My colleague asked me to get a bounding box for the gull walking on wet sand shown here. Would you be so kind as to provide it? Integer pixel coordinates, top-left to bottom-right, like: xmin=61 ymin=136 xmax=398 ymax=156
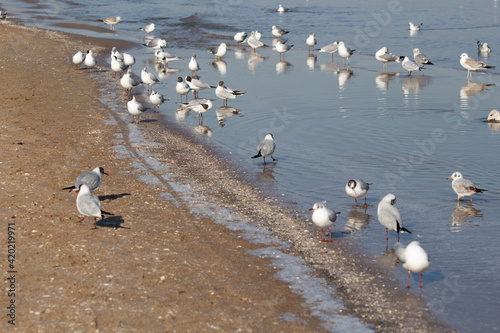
xmin=84 ymin=50 xmax=96 ymax=72
xmin=72 ymin=51 xmax=85 ymax=69
xmin=394 ymin=241 xmax=430 ymax=289
xmin=216 ymin=81 xmax=246 ymax=106
xmin=111 ymin=55 xmax=127 ymax=78
xmin=345 ymin=179 xmax=370 ymax=206
xmin=150 ymin=90 xmax=168 ymax=112
xmin=251 ymin=133 xmax=276 ymax=164
xmin=62 ymin=167 xmax=109 ymax=192
xmin=127 ymin=96 xmax=148 ymax=123
xmin=309 ymin=202 xmax=340 ymax=242
xmin=123 ymin=53 xmax=135 ymax=69
xmin=103 ymin=16 xmax=121 ymax=30
xmin=120 ymin=69 xmax=141 ymax=96
xmin=447 ymin=171 xmax=487 ymax=202
xmin=76 ymin=184 xmax=113 ymax=229
xmin=459 ymin=53 xmax=495 ymax=81
xmin=402 ymin=56 xmax=422 ymax=76
xmin=377 ymin=193 xmax=411 ymax=244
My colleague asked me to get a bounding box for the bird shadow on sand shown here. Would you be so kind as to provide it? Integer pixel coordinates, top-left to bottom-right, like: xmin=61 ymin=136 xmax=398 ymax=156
xmin=96 ymin=215 xmax=129 ymax=229
xmin=98 ymin=192 xmax=131 ymax=201
xmin=138 ymin=119 xmax=157 ymax=123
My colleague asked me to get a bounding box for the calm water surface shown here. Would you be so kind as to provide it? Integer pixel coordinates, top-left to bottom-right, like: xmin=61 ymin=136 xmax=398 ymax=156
xmin=4 ymin=0 xmax=500 ymax=331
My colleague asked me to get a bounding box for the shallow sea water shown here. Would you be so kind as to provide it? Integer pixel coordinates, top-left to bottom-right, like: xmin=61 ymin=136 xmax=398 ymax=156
xmin=4 ymin=0 xmax=500 ymax=331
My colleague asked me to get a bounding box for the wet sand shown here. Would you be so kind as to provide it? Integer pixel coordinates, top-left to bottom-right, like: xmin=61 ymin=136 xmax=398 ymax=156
xmin=0 ymin=22 xmax=451 ymax=332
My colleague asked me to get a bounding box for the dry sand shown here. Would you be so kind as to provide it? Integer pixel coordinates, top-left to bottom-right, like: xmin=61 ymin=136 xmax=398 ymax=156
xmin=0 ymin=22 xmax=452 ymax=332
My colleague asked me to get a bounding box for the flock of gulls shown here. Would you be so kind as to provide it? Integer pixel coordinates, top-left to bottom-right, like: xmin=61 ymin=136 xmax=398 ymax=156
xmin=64 ymin=6 xmax=496 ymax=291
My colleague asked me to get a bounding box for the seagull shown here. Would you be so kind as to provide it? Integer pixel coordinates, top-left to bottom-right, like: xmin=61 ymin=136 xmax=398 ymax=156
xmin=84 ymin=50 xmax=96 ymax=72
xmin=144 ymin=38 xmax=167 ymax=49
xmin=413 ymin=48 xmax=434 ymax=70
xmin=247 ymin=31 xmax=265 ymax=52
xmin=272 ymin=25 xmax=289 ymax=38
xmin=149 ymin=91 xmax=167 ymax=112
xmin=309 ymin=202 xmax=340 ymax=242
xmin=110 ymin=46 xmax=123 ymax=61
xmin=127 ymin=96 xmax=148 ymax=123
xmin=208 ymin=43 xmax=228 ymax=59
xmin=103 ymin=16 xmax=121 ymax=30
xmin=447 ymin=171 xmax=487 ymax=202
xmin=459 ymin=53 xmax=495 ymax=81
xmin=375 ymin=46 xmax=404 ymax=70
xmin=409 ymin=22 xmax=422 ymax=31
xmin=139 ymin=23 xmax=155 ymax=34
xmin=188 ymin=54 xmax=200 ymax=75
xmin=62 ymin=167 xmax=109 ymax=192
xmin=185 ymin=75 xmax=215 ymax=98
xmin=277 ymin=4 xmax=288 ymax=12
xmin=254 ymin=30 xmax=262 ymax=41
xmin=215 ymin=81 xmax=246 ymax=106
xmin=477 ymin=41 xmax=491 ymax=55
xmin=377 ymin=193 xmax=411 ymax=243
xmin=120 ymin=69 xmax=141 ymax=96
xmin=159 ymin=53 xmax=182 ymax=68
xmin=141 ymin=67 xmax=162 ymax=94
xmin=0 ymin=10 xmax=7 ymax=20
xmin=395 ymin=241 xmax=430 ymax=289
xmin=487 ymin=109 xmax=500 ymax=122
xmin=123 ymin=53 xmax=135 ymax=69
xmin=402 ymin=56 xmax=422 ymax=76
xmin=111 ymin=55 xmax=127 ymax=78
xmin=176 ymin=77 xmax=191 ymax=102
xmin=72 ymin=51 xmax=85 ymax=69
xmin=234 ymin=31 xmax=247 ymax=43
xmin=76 ymin=184 xmax=113 ymax=229
xmin=251 ymin=133 xmax=276 ymax=164
xmin=338 ymin=41 xmax=355 ymax=64
xmin=345 ymin=179 xmax=370 ymax=206
xmin=306 ymin=33 xmax=317 ymax=53
xmin=318 ymin=41 xmax=339 ymax=61
xmin=179 ymin=98 xmax=213 ymax=123
xmin=275 ymin=40 xmax=293 ymax=60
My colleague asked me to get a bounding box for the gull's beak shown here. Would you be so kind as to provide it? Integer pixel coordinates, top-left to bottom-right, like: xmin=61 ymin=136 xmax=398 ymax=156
xmin=447 ymin=176 xmax=452 ymax=179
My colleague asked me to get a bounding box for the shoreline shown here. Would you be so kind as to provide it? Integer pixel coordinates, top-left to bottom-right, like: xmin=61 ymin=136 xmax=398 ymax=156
xmin=0 ymin=20 xmax=451 ymax=332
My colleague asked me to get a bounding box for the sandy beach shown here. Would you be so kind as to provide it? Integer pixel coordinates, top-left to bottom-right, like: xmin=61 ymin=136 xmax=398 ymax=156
xmin=0 ymin=22 xmax=450 ymax=332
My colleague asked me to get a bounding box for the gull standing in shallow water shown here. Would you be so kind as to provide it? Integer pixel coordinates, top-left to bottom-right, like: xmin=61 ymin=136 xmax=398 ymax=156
xmin=395 ymin=241 xmax=430 ymax=289
xmin=318 ymin=41 xmax=339 ymax=61
xmin=179 ymin=99 xmax=213 ymax=124
xmin=188 ymin=54 xmax=200 ymax=75
xmin=176 ymin=77 xmax=191 ymax=102
xmin=62 ymin=167 xmax=109 ymax=192
xmin=120 ymin=69 xmax=141 ymax=96
xmin=141 ymin=67 xmax=162 ymax=94
xmin=234 ymin=31 xmax=247 ymax=43
xmin=413 ymin=48 xmax=434 ymax=70
xmin=402 ymin=56 xmax=422 ymax=76
xmin=139 ymin=23 xmax=155 ymax=34
xmin=306 ymin=33 xmax=317 ymax=53
xmin=345 ymin=179 xmax=370 ymax=206
xmin=377 ymin=194 xmax=411 ymax=244
xmin=185 ymin=75 xmax=215 ymax=98
xmin=103 ymin=16 xmax=121 ymax=30
xmin=338 ymin=41 xmax=355 ymax=64
xmin=477 ymin=41 xmax=491 ymax=55
xmin=487 ymin=109 xmax=500 ymax=122
xmin=272 ymin=25 xmax=289 ymax=38
xmin=447 ymin=171 xmax=487 ymax=202
xmin=309 ymin=202 xmax=340 ymax=242
xmin=375 ymin=46 xmax=404 ymax=70
xmin=76 ymin=184 xmax=113 ymax=230
xmin=459 ymin=53 xmax=495 ymax=81
xmin=208 ymin=43 xmax=227 ymax=59
xmin=247 ymin=31 xmax=265 ymax=52
xmin=251 ymin=133 xmax=276 ymax=164
xmin=123 ymin=53 xmax=135 ymax=69
xmin=215 ymin=81 xmax=246 ymax=105
xmin=275 ymin=40 xmax=293 ymax=60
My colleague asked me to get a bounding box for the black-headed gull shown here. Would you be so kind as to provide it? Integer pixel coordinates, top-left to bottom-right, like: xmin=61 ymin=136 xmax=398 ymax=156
xmin=176 ymin=77 xmax=191 ymax=102
xmin=150 ymin=90 xmax=168 ymax=112
xmin=215 ymin=81 xmax=246 ymax=106
xmin=338 ymin=41 xmax=355 ymax=64
xmin=111 ymin=55 xmax=127 ymax=78
xmin=402 ymin=56 xmax=422 ymax=76
xmin=62 ymin=167 xmax=108 ymax=192
xmin=185 ymin=75 xmax=215 ymax=98
xmin=208 ymin=43 xmax=227 ymax=59
xmin=103 ymin=16 xmax=121 ymax=30
xmin=188 ymin=54 xmax=200 ymax=75
xmin=413 ymin=48 xmax=433 ymax=69
xmin=178 ymin=98 xmax=214 ymax=124
xmin=377 ymin=194 xmax=411 ymax=243
xmin=234 ymin=31 xmax=247 ymax=43
xmin=76 ymin=184 xmax=113 ymax=229
xmin=127 ymin=96 xmax=148 ymax=123
xmin=447 ymin=171 xmax=487 ymax=202
xmin=345 ymin=179 xmax=370 ymax=206
xmin=251 ymin=133 xmax=276 ymax=164
xmin=487 ymin=109 xmax=500 ymax=122
xmin=477 ymin=41 xmax=491 ymax=55
xmin=271 ymin=25 xmax=288 ymax=38
xmin=306 ymin=33 xmax=317 ymax=53
xmin=394 ymin=241 xmax=430 ymax=289
xmin=309 ymin=202 xmax=340 ymax=242
xmin=459 ymin=53 xmax=495 ymax=81
xmin=72 ymin=51 xmax=85 ymax=69
xmin=139 ymin=23 xmax=155 ymax=34
xmin=375 ymin=47 xmax=404 ymax=70
xmin=84 ymin=50 xmax=96 ymax=72
xmin=408 ymin=22 xmax=422 ymax=31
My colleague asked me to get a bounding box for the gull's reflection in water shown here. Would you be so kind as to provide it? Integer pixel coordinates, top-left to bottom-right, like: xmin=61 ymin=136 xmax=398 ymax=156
xmin=210 ymin=59 xmax=227 ymax=75
xmin=256 ymin=163 xmax=278 ymax=186
xmin=248 ymin=51 xmax=267 ymax=72
xmin=345 ymin=207 xmax=370 ymax=233
xmin=488 ymin=122 xmax=500 ymax=132
xmin=192 ymin=124 xmax=212 ymax=137
xmin=460 ymin=81 xmax=495 ymax=99
xmin=402 ymin=75 xmax=430 ymax=95
xmin=338 ymin=68 xmax=353 ymax=90
xmin=155 ymin=63 xmax=181 ymax=80
xmin=306 ymin=54 xmax=317 ymax=71
xmin=276 ymin=60 xmax=293 ymax=74
xmin=175 ymin=105 xmax=190 ymax=122
xmin=375 ymin=72 xmax=399 ymax=91
xmin=319 ymin=61 xmax=340 ymax=73
xmin=450 ymin=201 xmax=482 ymax=232
xmin=216 ymin=106 xmax=242 ymax=127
